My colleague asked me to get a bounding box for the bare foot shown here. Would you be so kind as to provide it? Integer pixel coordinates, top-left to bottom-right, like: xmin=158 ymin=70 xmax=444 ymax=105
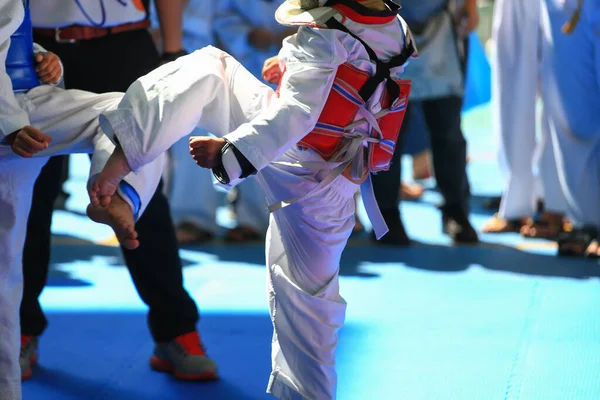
xmin=400 ymin=182 xmax=425 ymax=200
xmin=482 ymin=214 xmax=526 ymax=233
xmin=585 ymin=240 xmax=600 ymax=259
xmin=87 ymin=194 xmax=140 ymax=250
xmin=89 ymin=144 xmax=132 ymax=207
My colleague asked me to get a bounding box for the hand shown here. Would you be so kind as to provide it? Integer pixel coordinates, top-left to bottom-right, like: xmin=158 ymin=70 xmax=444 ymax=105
xmin=457 ymin=1 xmax=480 ymax=36
xmin=189 ymin=136 xmax=226 ymax=168
xmin=7 ymin=126 xmax=52 ymax=158
xmin=35 ymin=52 xmax=62 ymax=84
xmin=248 ymin=28 xmax=276 ymax=50
xmin=262 ymin=56 xmax=282 ymax=84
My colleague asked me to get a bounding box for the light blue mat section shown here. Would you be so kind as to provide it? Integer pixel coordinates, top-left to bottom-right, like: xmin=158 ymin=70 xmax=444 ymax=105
xmin=23 ymin=103 xmax=600 ymax=400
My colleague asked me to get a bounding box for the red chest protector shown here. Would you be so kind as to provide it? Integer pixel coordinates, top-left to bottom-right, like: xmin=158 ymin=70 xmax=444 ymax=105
xmin=295 ymin=16 xmax=416 ymax=173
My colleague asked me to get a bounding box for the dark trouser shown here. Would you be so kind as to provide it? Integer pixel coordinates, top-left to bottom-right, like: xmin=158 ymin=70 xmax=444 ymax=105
xmin=20 ymin=29 xmax=200 ymax=342
xmin=372 ymin=95 xmax=470 ymax=214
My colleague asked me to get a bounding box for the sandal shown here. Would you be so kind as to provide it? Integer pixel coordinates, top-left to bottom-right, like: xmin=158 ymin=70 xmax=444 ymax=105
xmin=176 ymin=221 xmax=214 ymax=245
xmin=520 ymin=212 xmax=570 ymax=240
xmin=557 ymin=226 xmax=598 ymax=258
xmin=482 ymin=214 xmax=527 ymax=234
xmin=225 ymin=226 xmax=263 ymax=243
xmin=585 ymin=239 xmax=600 ymax=259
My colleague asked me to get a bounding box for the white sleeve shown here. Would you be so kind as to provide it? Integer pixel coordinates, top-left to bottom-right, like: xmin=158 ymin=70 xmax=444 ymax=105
xmin=0 ymin=1 xmax=29 ymax=143
xmin=224 ymin=27 xmax=348 ymax=172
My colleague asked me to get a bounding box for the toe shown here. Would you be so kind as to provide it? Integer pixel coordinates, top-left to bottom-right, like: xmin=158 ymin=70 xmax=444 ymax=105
xmin=99 ymin=195 xmax=111 ymax=207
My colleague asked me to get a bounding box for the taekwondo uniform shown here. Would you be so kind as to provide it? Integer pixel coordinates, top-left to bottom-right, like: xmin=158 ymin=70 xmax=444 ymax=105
xmin=0 ymin=3 xmax=161 ymax=399
xmin=97 ymin=1 xmax=415 ymax=398
xmin=492 ymin=0 xmax=567 ymax=221
xmin=539 ymin=0 xmax=600 ymax=239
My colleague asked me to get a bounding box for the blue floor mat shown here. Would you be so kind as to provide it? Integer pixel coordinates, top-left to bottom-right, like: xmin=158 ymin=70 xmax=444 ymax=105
xmin=23 ymin=104 xmax=600 ymax=400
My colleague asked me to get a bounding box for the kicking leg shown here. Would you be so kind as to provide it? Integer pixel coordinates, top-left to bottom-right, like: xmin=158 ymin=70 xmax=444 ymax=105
xmin=94 ymin=46 xmax=274 ymax=199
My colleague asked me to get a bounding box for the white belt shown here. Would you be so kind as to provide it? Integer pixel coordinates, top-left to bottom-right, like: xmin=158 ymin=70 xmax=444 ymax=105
xmin=268 ymin=107 xmax=391 ymax=240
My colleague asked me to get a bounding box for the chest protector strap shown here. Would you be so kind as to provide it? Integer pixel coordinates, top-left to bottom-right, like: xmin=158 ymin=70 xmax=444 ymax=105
xmin=7 ymin=2 xmax=38 ymax=93
xmin=297 ymin=15 xmax=415 ymax=174
xmin=269 ymin=14 xmax=417 ymax=240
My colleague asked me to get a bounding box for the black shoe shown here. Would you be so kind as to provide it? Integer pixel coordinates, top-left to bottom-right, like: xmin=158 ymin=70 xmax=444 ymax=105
xmin=441 ymin=206 xmax=479 ymax=244
xmin=371 ymin=209 xmax=410 ymax=246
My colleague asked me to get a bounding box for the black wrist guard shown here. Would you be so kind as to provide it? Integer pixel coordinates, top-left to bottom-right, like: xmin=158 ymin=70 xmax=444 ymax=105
xmin=212 ymin=140 xmax=257 ymax=185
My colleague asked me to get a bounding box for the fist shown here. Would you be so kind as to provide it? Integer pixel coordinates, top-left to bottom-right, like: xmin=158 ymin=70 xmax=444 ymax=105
xmin=189 ymin=136 xmax=226 ymax=169
xmin=35 ymin=52 xmax=62 ymax=84
xmin=8 ymin=126 xmax=52 ymax=158
xmin=262 ymin=56 xmax=282 ymax=84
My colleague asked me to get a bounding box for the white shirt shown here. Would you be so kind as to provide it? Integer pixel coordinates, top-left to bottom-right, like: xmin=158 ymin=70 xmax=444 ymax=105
xmin=225 ymin=12 xmax=409 ymax=172
xmin=30 ymin=0 xmax=148 ymax=29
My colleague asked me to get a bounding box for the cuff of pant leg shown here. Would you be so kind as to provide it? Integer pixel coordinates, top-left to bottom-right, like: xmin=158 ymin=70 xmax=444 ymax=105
xmin=117 ymin=181 xmax=140 ymax=220
xmin=267 ymin=372 xmax=309 ymax=400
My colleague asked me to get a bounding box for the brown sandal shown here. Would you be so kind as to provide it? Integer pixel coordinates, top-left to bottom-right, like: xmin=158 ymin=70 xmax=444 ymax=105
xmin=225 ymin=226 xmax=263 ymax=243
xmin=176 ymin=222 xmax=214 ymax=245
xmin=482 ymin=214 xmax=526 ymax=234
xmin=520 ymin=212 xmax=570 ymax=240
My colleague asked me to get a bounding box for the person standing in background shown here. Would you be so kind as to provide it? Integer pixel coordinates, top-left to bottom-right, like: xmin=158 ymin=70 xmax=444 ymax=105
xmin=213 ymin=0 xmax=295 ymax=81
xmin=371 ymin=0 xmax=480 ymax=245
xmin=19 ymin=0 xmax=218 ymax=382
xmin=541 ymin=0 xmax=600 ymax=258
xmin=153 ymin=0 xmax=270 ymax=244
xmin=482 ymin=0 xmax=568 ymax=239
xmin=207 ymin=0 xmax=290 ymax=241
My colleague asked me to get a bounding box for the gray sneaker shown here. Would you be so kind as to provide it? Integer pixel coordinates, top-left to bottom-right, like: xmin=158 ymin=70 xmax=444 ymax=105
xmin=149 ymin=331 xmax=218 ymax=381
xmin=20 ymin=335 xmax=38 ymax=380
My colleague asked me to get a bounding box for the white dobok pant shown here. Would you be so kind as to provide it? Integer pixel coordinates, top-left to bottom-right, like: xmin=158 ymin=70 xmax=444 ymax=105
xmin=0 ymin=86 xmax=162 ymax=400
xmin=100 ymin=46 xmax=357 ymax=400
xmin=539 ymin=0 xmax=600 ymax=230
xmin=492 ymin=0 xmax=567 ymax=219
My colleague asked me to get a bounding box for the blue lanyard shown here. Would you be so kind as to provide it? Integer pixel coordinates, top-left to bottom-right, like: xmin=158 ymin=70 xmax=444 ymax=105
xmin=73 ymin=0 xmax=108 ymax=26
